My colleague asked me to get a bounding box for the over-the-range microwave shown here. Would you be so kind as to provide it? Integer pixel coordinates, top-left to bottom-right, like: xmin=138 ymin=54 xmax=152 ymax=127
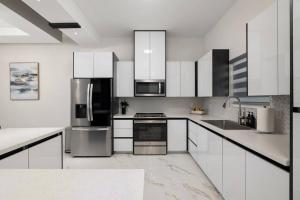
xmin=135 ymin=80 xmax=166 ymax=97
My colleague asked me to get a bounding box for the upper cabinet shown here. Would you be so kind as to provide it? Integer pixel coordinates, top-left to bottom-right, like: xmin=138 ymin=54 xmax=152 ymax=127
xmin=74 ymin=52 xmax=117 ymax=78
xmin=248 ymin=0 xmax=290 ymax=96
xmin=115 ymin=61 xmax=134 ymax=97
xmin=167 ymin=61 xmax=195 ymax=97
xmin=294 ymin=0 xmax=300 ymax=107
xmin=134 ymin=31 xmax=166 ymax=80
xmin=197 ymin=49 xmax=229 ymax=97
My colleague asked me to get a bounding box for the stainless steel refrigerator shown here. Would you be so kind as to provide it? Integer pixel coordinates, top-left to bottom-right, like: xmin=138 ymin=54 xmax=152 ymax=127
xmin=70 ymin=78 xmax=114 ymax=157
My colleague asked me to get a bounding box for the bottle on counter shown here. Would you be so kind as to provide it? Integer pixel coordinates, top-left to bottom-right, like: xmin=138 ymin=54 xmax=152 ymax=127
xmin=246 ymin=112 xmax=251 ymax=127
xmin=250 ymin=112 xmax=256 ymax=129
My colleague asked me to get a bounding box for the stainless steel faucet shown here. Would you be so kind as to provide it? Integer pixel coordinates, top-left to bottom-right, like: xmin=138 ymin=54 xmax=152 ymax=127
xmin=222 ymin=96 xmax=242 ymax=124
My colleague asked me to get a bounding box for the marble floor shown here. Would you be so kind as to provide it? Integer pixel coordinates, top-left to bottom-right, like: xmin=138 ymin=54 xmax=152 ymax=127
xmin=64 ymin=153 xmax=223 ymax=200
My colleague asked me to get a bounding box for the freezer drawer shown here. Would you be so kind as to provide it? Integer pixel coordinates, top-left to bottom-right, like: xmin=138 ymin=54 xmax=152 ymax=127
xmin=70 ymin=127 xmax=112 ymax=157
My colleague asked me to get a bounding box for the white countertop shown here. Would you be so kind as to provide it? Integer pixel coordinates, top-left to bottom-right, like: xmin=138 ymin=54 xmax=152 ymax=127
xmin=0 ymin=169 xmax=144 ymax=200
xmin=114 ymin=113 xmax=290 ymax=167
xmin=0 ymin=128 xmax=64 ymax=156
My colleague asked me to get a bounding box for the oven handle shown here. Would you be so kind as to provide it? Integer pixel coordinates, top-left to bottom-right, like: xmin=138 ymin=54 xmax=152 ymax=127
xmin=134 ymin=120 xmax=167 ymax=124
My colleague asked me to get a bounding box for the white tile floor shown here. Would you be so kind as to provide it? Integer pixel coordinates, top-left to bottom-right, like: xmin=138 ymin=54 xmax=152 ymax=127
xmin=64 ymin=153 xmax=223 ymax=200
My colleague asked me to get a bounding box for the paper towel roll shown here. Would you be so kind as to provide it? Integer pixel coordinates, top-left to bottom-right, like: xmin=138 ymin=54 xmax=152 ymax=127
xmin=257 ymin=107 xmax=275 ymax=133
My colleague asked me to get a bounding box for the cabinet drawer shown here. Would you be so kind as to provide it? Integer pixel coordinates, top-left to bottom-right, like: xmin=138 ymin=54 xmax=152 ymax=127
xmin=188 ymin=121 xmax=198 ymax=144
xmin=114 ymin=139 xmax=133 ymax=152
xmin=0 ymin=149 xmax=29 ymax=169
xmin=114 ymin=129 xmax=133 ymax=138
xmin=114 ymin=120 xmax=133 ymax=129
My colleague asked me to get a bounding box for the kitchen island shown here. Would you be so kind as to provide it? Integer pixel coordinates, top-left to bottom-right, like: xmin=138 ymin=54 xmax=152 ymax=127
xmin=0 ymin=128 xmax=64 ymax=169
xmin=0 ymin=169 xmax=144 ymax=200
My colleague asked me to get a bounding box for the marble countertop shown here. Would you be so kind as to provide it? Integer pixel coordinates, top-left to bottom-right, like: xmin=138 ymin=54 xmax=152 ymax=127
xmin=0 ymin=128 xmax=65 ymax=156
xmin=0 ymin=169 xmax=144 ymax=200
xmin=114 ymin=113 xmax=290 ymax=167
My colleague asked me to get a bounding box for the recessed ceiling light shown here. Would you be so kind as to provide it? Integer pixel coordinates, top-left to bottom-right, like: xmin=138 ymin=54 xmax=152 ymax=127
xmin=74 ymin=32 xmax=78 ymax=35
xmin=36 ymin=0 xmax=41 ymax=2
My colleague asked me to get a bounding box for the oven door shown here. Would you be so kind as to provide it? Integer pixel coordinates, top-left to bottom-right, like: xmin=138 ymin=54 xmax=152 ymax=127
xmin=133 ymin=120 xmax=167 ymax=142
xmin=135 ymin=80 xmax=165 ymax=97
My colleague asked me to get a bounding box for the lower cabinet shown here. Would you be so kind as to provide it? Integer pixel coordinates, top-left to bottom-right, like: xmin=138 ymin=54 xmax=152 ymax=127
xmin=223 ymin=140 xmax=246 ymax=200
xmin=206 ymin=133 xmax=223 ymax=193
xmin=114 ymin=139 xmax=133 ymax=152
xmin=246 ymin=152 xmax=289 ymax=200
xmin=0 ymin=149 xmax=29 ymax=169
xmin=28 ymin=136 xmax=62 ymax=169
xmin=168 ymin=120 xmax=187 ymax=152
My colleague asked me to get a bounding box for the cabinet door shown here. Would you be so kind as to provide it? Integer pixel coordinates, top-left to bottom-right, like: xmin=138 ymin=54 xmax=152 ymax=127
xmin=198 ymin=51 xmax=212 ymax=97
xmin=94 ymin=52 xmax=113 ymax=78
xmin=114 ymin=139 xmax=133 ymax=152
xmin=73 ymin=52 xmax=94 ymax=78
xmin=196 ymin=125 xmax=209 ymax=173
xmin=248 ymin=1 xmax=278 ymax=96
xmin=246 ymin=152 xmax=289 ymax=200
xmin=278 ymin=0 xmax=290 ymax=95
xmin=166 ymin=62 xmax=181 ymax=97
xmin=29 ymin=136 xmax=62 ymax=169
xmin=181 ymin=62 xmax=195 ymax=97
xmin=135 ymin=31 xmax=150 ymax=79
xmin=223 ymin=140 xmax=246 ymax=200
xmin=206 ymin=133 xmax=222 ymax=192
xmin=116 ymin=61 xmax=134 ymax=97
xmin=294 ymin=113 xmax=300 ymax=200
xmin=0 ymin=149 xmax=28 ymax=169
xmin=188 ymin=140 xmax=198 ymax=162
xmin=150 ymin=31 xmax=166 ymax=80
xmin=167 ymin=120 xmax=187 ymax=152
xmin=294 ymin=0 xmax=300 ymax=107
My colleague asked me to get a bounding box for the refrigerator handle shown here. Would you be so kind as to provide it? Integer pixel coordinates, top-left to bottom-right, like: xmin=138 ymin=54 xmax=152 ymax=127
xmin=87 ymin=83 xmax=90 ymax=121
xmin=90 ymin=83 xmax=94 ymax=121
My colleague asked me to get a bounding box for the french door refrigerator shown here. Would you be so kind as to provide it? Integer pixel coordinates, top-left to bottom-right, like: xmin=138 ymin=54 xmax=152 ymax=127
xmin=294 ymin=0 xmax=300 ymax=198
xmin=70 ymin=78 xmax=113 ymax=157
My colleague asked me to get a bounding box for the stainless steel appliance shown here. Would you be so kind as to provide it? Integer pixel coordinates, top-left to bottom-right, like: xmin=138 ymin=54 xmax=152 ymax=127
xmin=70 ymin=78 xmax=114 ymax=157
xmin=135 ymin=80 xmax=165 ymax=97
xmin=133 ymin=113 xmax=167 ymax=155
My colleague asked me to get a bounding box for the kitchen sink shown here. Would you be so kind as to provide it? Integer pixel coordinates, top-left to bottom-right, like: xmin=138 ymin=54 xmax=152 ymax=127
xmin=202 ymin=120 xmax=251 ymax=130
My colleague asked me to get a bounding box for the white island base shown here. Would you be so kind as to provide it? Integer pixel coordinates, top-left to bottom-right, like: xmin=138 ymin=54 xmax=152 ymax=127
xmin=0 ymin=169 xmax=144 ymax=200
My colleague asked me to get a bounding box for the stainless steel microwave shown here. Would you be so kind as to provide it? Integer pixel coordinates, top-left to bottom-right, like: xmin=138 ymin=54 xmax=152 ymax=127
xmin=135 ymin=80 xmax=166 ymax=97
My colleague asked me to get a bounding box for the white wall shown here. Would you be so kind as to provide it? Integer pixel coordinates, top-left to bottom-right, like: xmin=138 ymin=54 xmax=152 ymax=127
xmin=0 ymin=37 xmax=204 ymax=128
xmin=204 ymin=0 xmax=273 ymax=59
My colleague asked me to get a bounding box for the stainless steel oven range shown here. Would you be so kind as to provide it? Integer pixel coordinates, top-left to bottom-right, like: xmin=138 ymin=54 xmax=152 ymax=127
xmin=133 ymin=113 xmax=167 ymax=155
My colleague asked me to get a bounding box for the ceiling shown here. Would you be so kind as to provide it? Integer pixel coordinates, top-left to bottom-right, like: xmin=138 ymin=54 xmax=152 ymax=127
xmin=0 ymin=2 xmax=61 ymax=43
xmin=73 ymin=0 xmax=237 ymax=37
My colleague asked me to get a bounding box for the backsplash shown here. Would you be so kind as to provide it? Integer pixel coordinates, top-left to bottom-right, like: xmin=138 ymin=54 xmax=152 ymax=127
xmin=202 ymin=96 xmax=290 ymax=134
xmin=119 ymin=97 xmax=202 ymax=115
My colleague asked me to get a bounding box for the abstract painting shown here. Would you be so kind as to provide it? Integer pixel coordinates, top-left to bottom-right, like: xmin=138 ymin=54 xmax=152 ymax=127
xmin=10 ymin=62 xmax=39 ymax=100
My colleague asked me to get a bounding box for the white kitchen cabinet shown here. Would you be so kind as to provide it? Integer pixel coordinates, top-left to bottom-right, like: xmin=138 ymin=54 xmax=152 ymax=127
xmin=206 ymin=132 xmax=223 ymax=193
xmin=93 ymin=52 xmax=113 ymax=78
xmin=0 ymin=149 xmax=28 ymax=169
xmin=29 ymin=136 xmax=62 ymax=169
xmin=74 ymin=52 xmax=115 ymax=78
xmin=116 ymin=61 xmax=134 ymax=97
xmin=150 ymin=31 xmax=166 ymax=80
xmin=114 ymin=120 xmax=133 ymax=129
xmin=294 ymin=0 xmax=300 ymax=107
xmin=166 ymin=62 xmax=181 ymax=97
xmin=278 ymin=0 xmax=290 ymax=95
xmin=294 ymin=113 xmax=300 ymax=200
xmin=246 ymin=152 xmax=289 ymax=200
xmin=223 ymin=140 xmax=246 ymax=200
xmin=197 ymin=50 xmax=229 ymax=97
xmin=134 ymin=31 xmax=166 ymax=80
xmin=167 ymin=61 xmax=195 ymax=97
xmin=181 ymin=62 xmax=195 ymax=97
xmin=114 ymin=139 xmax=133 ymax=152
xmin=188 ymin=140 xmax=198 ymax=162
xmin=167 ymin=120 xmax=187 ymax=152
xmin=248 ymin=0 xmax=290 ymax=95
xmin=195 ymin=124 xmax=209 ymax=173
xmin=73 ymin=52 xmax=94 ymax=78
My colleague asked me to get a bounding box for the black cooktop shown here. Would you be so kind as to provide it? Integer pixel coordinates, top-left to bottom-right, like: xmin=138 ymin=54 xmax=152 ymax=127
xmin=134 ymin=113 xmax=166 ymax=118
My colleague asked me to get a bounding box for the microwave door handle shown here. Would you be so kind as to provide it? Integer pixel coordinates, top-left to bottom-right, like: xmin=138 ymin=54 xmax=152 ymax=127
xmin=90 ymin=83 xmax=94 ymax=121
xmin=159 ymin=83 xmax=162 ymax=94
xmin=86 ymin=83 xmax=90 ymax=121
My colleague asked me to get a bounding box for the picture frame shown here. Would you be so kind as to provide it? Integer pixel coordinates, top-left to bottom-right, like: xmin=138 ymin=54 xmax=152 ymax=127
xmin=9 ymin=62 xmax=40 ymax=100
